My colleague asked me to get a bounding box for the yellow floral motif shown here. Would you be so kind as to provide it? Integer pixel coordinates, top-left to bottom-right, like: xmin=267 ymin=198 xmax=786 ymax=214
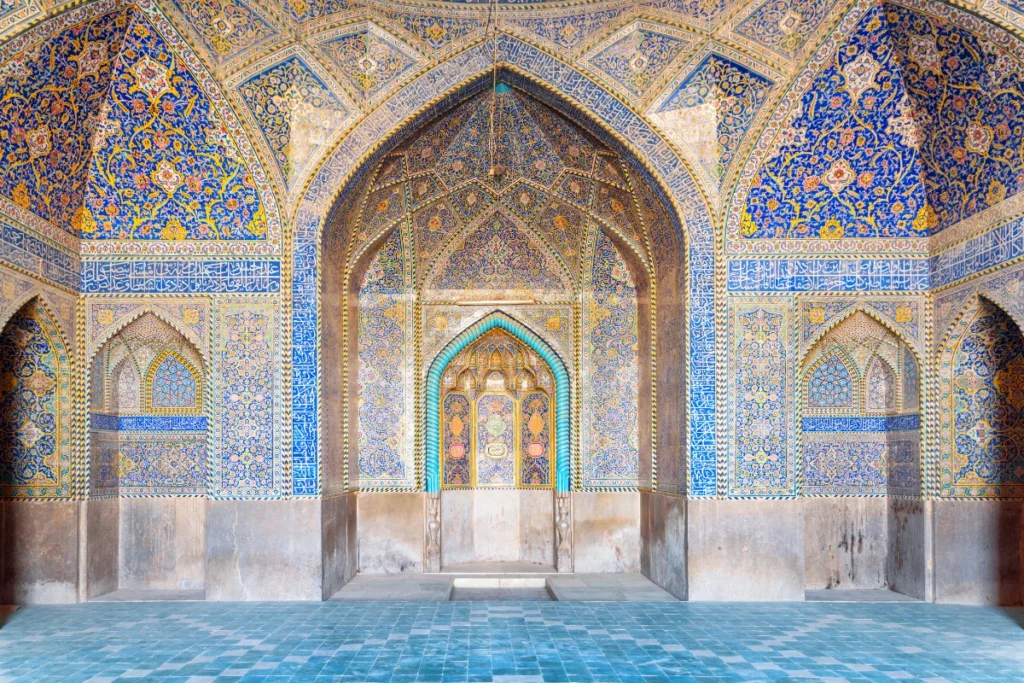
xmin=72 ymin=206 xmax=97 ymax=234
xmin=246 ymin=205 xmax=267 ymax=237
xmin=119 ymin=451 xmax=137 ymax=476
xmin=546 ymin=316 xmax=561 ymax=331
xmin=161 ymin=219 xmax=186 ymax=241
xmin=994 ymin=354 xmax=1024 ymax=411
xmin=807 ymin=307 xmax=826 ymax=324
xmin=986 ymin=180 xmax=1006 ymax=206
xmin=895 ymin=305 xmax=913 ymax=323
xmin=739 ymin=210 xmax=757 ymax=237
xmin=97 ymin=309 xmax=114 ymax=325
xmin=183 ymin=309 xmax=200 ymax=324
xmin=11 ymin=182 xmax=30 ymax=210
xmin=819 ymin=218 xmax=844 ymax=239
xmin=912 ymin=203 xmax=938 ymax=233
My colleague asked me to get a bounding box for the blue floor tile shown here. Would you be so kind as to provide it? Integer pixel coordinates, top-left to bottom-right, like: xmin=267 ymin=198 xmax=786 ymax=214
xmin=0 ymin=601 xmax=1021 ymax=682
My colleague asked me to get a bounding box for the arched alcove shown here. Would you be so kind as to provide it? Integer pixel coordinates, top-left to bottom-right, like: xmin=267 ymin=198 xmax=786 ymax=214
xmin=0 ymin=295 xmax=75 ymax=603
xmin=799 ymin=311 xmax=923 ymax=598
xmin=321 ymin=79 xmax=681 ymax=582
xmin=87 ymin=312 xmax=208 ymax=599
xmin=935 ymin=296 xmax=1024 ymax=605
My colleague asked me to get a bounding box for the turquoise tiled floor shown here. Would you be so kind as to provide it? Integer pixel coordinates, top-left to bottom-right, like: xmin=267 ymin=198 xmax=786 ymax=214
xmin=0 ymin=601 xmax=1022 ymax=682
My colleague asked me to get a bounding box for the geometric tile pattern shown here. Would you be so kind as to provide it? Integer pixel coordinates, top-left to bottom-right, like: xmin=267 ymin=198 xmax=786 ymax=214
xmin=212 ymin=298 xmax=281 ymax=498
xmin=727 ymin=300 xmax=796 ymax=497
xmin=236 ymin=52 xmax=353 ymax=191
xmin=654 ymin=51 xmax=774 ymax=184
xmin=147 ymin=353 xmax=199 ymax=413
xmin=582 ymin=230 xmax=639 ymax=489
xmin=88 ymin=311 xmax=207 ymax=497
xmin=583 ymin=20 xmax=698 ymax=102
xmin=5 ymin=601 xmax=1023 ymax=680
xmin=800 ymin=312 xmax=922 ymax=497
xmin=806 ymin=351 xmax=855 ymax=410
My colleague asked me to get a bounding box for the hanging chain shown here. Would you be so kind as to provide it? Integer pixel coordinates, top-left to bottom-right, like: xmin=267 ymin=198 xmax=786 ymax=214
xmin=487 ymin=0 xmax=501 ymax=178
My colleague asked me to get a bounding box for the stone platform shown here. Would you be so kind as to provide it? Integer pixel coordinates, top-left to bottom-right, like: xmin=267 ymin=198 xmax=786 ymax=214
xmin=330 ymin=571 xmax=676 ymax=602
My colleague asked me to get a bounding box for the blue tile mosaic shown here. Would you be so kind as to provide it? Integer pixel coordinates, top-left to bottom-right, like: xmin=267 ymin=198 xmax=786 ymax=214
xmin=0 ymin=221 xmax=79 ymax=290
xmin=294 ymin=40 xmax=719 ymax=495
xmin=81 ymin=260 xmax=281 ymax=294
xmin=90 ymin=413 xmax=208 ymax=431
xmin=931 ymin=215 xmax=1024 ymax=288
xmin=727 ymin=259 xmax=931 ymax=292
xmin=89 ymin=413 xmax=118 ymax=431
xmin=802 ymin=414 xmax=920 ymax=432
xmin=1 ymin=601 xmax=1022 ymax=682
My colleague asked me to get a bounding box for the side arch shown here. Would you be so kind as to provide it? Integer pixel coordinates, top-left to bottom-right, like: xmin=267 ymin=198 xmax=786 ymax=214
xmin=0 ymin=294 xmax=74 ymax=499
xmin=425 ymin=311 xmax=570 ymax=493
xmin=937 ymin=292 xmax=1024 ymax=498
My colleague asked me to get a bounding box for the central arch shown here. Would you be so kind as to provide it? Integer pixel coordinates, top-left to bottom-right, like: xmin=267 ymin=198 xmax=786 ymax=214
xmin=425 ymin=311 xmax=571 ymax=494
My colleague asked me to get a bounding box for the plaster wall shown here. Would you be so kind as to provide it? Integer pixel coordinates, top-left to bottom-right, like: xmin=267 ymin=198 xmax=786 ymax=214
xmin=441 ymin=490 xmax=554 ymax=567
xmin=933 ymin=500 xmax=1023 ymax=606
xmin=206 ymin=499 xmax=322 ymax=601
xmin=86 ymin=498 xmax=119 ymax=599
xmin=0 ymin=501 xmax=78 ymax=604
xmin=573 ymin=492 xmax=640 ymax=573
xmin=640 ymin=491 xmax=686 ymax=599
xmin=322 ymin=492 xmax=358 ymax=599
xmin=887 ymin=498 xmax=927 ymax=599
xmin=803 ymin=497 xmax=888 ymax=591
xmin=119 ymin=498 xmax=205 ymax=591
xmin=688 ymin=499 xmax=804 ymax=601
xmin=358 ymin=492 xmax=423 ymax=574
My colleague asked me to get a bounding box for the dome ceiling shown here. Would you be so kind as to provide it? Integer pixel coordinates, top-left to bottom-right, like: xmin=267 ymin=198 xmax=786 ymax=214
xmin=343 ymin=86 xmax=656 ymax=291
xmin=0 ymin=0 xmax=1022 ymax=258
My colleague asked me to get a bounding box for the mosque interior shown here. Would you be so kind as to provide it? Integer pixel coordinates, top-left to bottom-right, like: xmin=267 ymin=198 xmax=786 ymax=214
xmin=0 ymin=0 xmax=1023 ymax=674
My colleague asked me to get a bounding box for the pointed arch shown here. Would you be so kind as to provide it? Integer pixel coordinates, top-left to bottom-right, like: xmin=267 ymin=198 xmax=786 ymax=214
xmin=301 ymin=46 xmax=710 ymax=496
xmin=864 ymin=354 xmax=898 ymax=414
xmin=425 ymin=311 xmax=570 ymax=493
xmin=804 ymin=345 xmax=859 ymax=412
xmin=0 ymin=294 xmax=73 ymax=499
xmin=938 ymin=292 xmax=1024 ymax=498
xmin=87 ymin=306 xmax=209 ymax=369
xmin=799 ymin=304 xmax=923 ymax=371
xmin=0 ymin=288 xmax=72 ymax=351
xmin=144 ymin=349 xmax=202 ymax=415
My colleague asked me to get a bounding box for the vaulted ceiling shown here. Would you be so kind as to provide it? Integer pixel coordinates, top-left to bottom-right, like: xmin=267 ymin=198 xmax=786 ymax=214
xmin=1 ymin=0 xmax=1024 ymax=255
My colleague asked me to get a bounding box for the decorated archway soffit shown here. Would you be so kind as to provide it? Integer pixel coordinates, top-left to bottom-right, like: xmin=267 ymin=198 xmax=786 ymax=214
xmin=341 ymin=86 xmax=655 ymax=293
xmin=4 ymin=0 xmax=1023 ymax=251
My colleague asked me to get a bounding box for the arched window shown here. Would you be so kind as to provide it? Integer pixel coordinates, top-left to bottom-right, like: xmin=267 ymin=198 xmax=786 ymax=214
xmin=146 ymin=351 xmax=200 ymax=414
xmin=807 ymin=350 xmax=856 ymax=410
